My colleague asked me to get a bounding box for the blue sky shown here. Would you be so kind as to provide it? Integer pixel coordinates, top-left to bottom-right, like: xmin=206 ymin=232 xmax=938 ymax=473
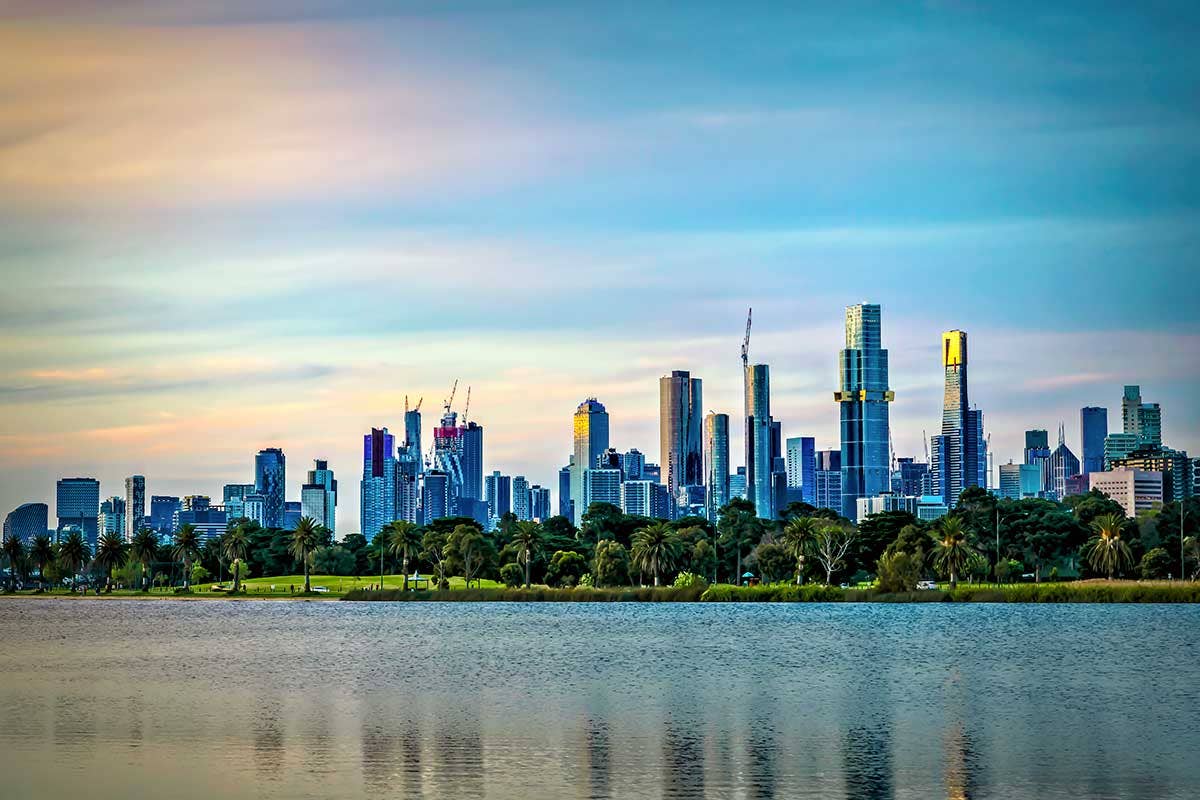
xmin=1 ymin=1 xmax=1197 ymax=531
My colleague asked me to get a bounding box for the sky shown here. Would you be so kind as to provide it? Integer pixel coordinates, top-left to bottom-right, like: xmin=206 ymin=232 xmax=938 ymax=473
xmin=1 ymin=1 xmax=1198 ymax=533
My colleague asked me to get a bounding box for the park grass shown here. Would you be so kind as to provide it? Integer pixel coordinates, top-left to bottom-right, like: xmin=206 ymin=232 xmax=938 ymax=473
xmin=343 ymin=585 xmax=708 ymax=602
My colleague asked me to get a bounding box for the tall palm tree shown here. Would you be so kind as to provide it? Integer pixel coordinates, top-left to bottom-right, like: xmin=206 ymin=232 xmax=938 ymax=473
xmin=3 ymin=534 xmax=26 ymax=590
xmin=93 ymin=532 xmax=128 ymax=591
xmin=290 ymin=517 xmax=320 ymax=593
xmin=386 ymin=521 xmax=423 ymax=591
xmin=30 ymin=535 xmax=54 ymax=589
xmin=1087 ymin=513 xmax=1133 ymax=580
xmin=509 ymin=521 xmax=544 ymax=588
xmin=222 ymin=524 xmax=250 ymax=592
xmin=173 ymin=524 xmax=201 ymax=590
xmin=932 ymin=516 xmax=974 ymax=589
xmin=130 ymin=528 xmax=159 ymax=592
xmin=57 ymin=531 xmax=90 ymax=592
xmin=631 ymin=522 xmax=682 ymax=587
xmin=780 ymin=517 xmax=816 ymax=585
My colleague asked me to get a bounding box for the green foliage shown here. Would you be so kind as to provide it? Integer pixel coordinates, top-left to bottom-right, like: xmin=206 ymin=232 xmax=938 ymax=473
xmin=876 ymin=550 xmax=923 ymax=593
xmin=578 ymin=572 xmax=594 ymax=587
xmin=1139 ymin=547 xmax=1173 ymax=580
xmin=931 ymin=516 xmax=976 ymax=588
xmin=1087 ymin=513 xmax=1134 ymax=579
xmin=671 ymin=571 xmax=708 ymax=590
xmin=591 ymin=539 xmax=630 ymax=587
xmin=447 ymin=524 xmax=495 ymax=588
xmin=630 ymin=522 xmax=683 ymax=586
xmin=751 ymin=542 xmax=791 ymax=583
xmin=344 ymin=585 xmax=707 ymax=602
xmin=312 ymin=546 xmax=355 ymax=576
xmin=499 ymin=562 xmax=523 ymax=588
xmin=700 ymin=583 xmax=845 ymax=602
xmin=545 ymin=550 xmax=588 ymax=588
xmin=191 ymin=563 xmax=212 ymax=585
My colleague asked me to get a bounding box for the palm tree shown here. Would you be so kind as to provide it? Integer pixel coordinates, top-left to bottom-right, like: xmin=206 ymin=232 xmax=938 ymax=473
xmin=1087 ymin=513 xmax=1133 ymax=580
xmin=3 ymin=534 xmax=26 ymax=590
xmin=222 ymin=524 xmax=250 ymax=592
xmin=631 ymin=522 xmax=682 ymax=587
xmin=386 ymin=521 xmax=423 ymax=591
xmin=130 ymin=528 xmax=159 ymax=591
xmin=780 ymin=517 xmax=816 ymax=585
xmin=290 ymin=517 xmax=320 ymax=593
xmin=509 ymin=521 xmax=544 ymax=588
xmin=932 ymin=516 xmax=974 ymax=590
xmin=173 ymin=524 xmax=201 ymax=590
xmin=93 ymin=532 xmax=128 ymax=591
xmin=30 ymin=535 xmax=54 ymax=589
xmin=57 ymin=531 xmax=90 ymax=592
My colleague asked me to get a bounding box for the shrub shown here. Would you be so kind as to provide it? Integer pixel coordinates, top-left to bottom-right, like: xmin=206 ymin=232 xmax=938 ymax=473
xmin=672 ymin=571 xmax=708 ymax=590
xmin=499 ymin=562 xmax=523 ymax=588
xmin=1140 ymin=548 xmax=1173 ymax=580
xmin=876 ymin=550 xmax=922 ymax=593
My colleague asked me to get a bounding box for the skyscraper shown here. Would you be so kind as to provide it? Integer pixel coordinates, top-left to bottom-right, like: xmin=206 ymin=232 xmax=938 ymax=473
xmin=98 ymin=496 xmax=125 ymax=536
xmin=361 ymin=427 xmax=396 ymax=540
xmin=785 ymin=436 xmax=816 ymax=505
xmin=528 ymin=485 xmax=552 ymax=520
xmin=1122 ymin=385 xmax=1163 ymax=447
xmin=513 ymin=475 xmax=531 ymax=520
xmin=660 ymin=370 xmax=704 ymax=507
xmin=459 ymin=420 xmax=484 ymax=503
xmin=1024 ymin=429 xmax=1052 ymax=494
xmin=1080 ymin=406 xmax=1108 ymax=474
xmin=703 ymin=412 xmax=730 ymax=520
xmin=622 ymin=449 xmax=646 ymax=481
xmin=397 ymin=406 xmax=422 ymax=524
xmin=149 ymin=495 xmax=180 ymax=534
xmin=484 ymin=471 xmax=511 ymax=520
xmin=929 ymin=330 xmax=985 ymax=508
xmin=56 ymin=477 xmax=100 ymax=545
xmin=835 ymin=303 xmax=893 ymax=521
xmin=302 ymin=459 xmax=337 ymax=533
xmin=1049 ymin=426 xmax=1081 ymax=501
xmin=4 ymin=502 xmax=48 ymax=544
xmin=744 ymin=363 xmax=773 ymax=520
xmin=421 ymin=470 xmax=450 ymax=522
xmin=433 ymin=410 xmax=465 ymax=516
xmin=814 ymin=450 xmax=842 ymax=513
xmin=123 ymin=475 xmax=145 ymax=542
xmin=254 ymin=448 xmax=286 ymax=528
xmin=582 ymin=468 xmax=622 ymax=511
xmin=558 ymin=463 xmax=573 ymax=520
xmin=1122 ymin=385 xmax=1142 ymax=437
xmin=571 ymin=399 xmax=610 ymax=525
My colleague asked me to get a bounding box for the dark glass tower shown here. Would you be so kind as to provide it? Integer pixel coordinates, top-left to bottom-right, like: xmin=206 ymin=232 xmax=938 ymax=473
xmin=836 ymin=304 xmax=892 ymax=521
xmin=930 ymin=330 xmax=985 ymax=507
xmin=1080 ymin=406 xmax=1108 ymax=474
xmin=660 ymin=370 xmax=703 ymax=508
xmin=254 ymin=448 xmax=286 ymax=528
xmin=744 ymin=363 xmax=773 ymax=519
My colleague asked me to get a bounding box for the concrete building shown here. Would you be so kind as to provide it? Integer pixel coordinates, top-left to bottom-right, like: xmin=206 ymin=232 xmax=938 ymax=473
xmin=704 ymin=413 xmax=730 ymax=520
xmin=1089 ymin=468 xmax=1163 ymax=518
xmin=571 ymin=399 xmax=610 ymax=525
xmin=622 ymin=480 xmax=671 ymax=520
xmin=1104 ymin=432 xmax=1140 ymax=469
xmin=513 ymin=475 xmax=531 ymax=520
xmin=1110 ymin=446 xmax=1192 ymax=502
xmin=998 ymin=462 xmax=1042 ymax=500
xmin=123 ymin=475 xmax=145 ymax=542
xmin=4 ymin=502 xmax=48 ymax=543
xmin=835 ymin=303 xmax=893 ymax=521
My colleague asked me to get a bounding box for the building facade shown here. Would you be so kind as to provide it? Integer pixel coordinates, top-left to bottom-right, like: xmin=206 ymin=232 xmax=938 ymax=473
xmin=785 ymin=436 xmax=816 ymax=506
xmin=4 ymin=502 xmax=48 ymax=543
xmin=1089 ymin=468 xmax=1163 ymax=518
xmin=56 ymin=477 xmax=100 ymax=545
xmin=1080 ymin=406 xmax=1108 ymax=475
xmin=513 ymin=475 xmax=531 ymax=520
xmin=815 ymin=449 xmax=842 ymax=514
xmin=704 ymin=413 xmax=730 ymax=520
xmin=98 ymin=497 xmax=125 ymax=537
xmin=744 ymin=363 xmax=773 ymax=520
xmin=484 ymin=471 xmax=512 ymax=521
xmin=582 ymin=468 xmax=622 ymax=514
xmin=836 ymin=304 xmax=892 ymax=521
xmin=303 ymin=459 xmax=337 ymax=533
xmin=149 ymin=495 xmax=180 ymax=534
xmin=254 ymin=448 xmax=286 ymax=528
xmin=361 ymin=427 xmax=396 ymax=541
xmin=571 ymin=399 xmax=610 ymax=525
xmin=123 ymin=475 xmax=145 ymax=542
xmin=660 ymin=371 xmax=703 ymax=509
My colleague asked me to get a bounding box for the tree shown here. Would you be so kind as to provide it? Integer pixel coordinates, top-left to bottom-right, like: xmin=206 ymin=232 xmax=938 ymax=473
xmin=690 ymin=539 xmax=716 ymax=584
xmin=509 ymin=521 xmax=544 ymax=588
xmin=631 ymin=522 xmax=683 ymax=587
xmin=191 ymin=563 xmax=212 ymax=586
xmin=812 ymin=523 xmax=857 ymax=585
xmin=499 ymin=562 xmax=523 ymax=588
xmin=57 ymin=531 xmax=90 ymax=591
xmin=876 ymin=550 xmax=922 ymax=593
xmin=341 ymin=533 xmax=370 ymax=576
xmin=752 ymin=542 xmax=792 ymax=584
xmin=421 ymin=530 xmax=451 ymax=587
xmin=717 ymin=499 xmax=762 ymax=584
xmin=173 ymin=524 xmax=201 ymax=590
xmin=312 ymin=546 xmax=354 ymax=576
xmin=130 ymin=528 xmax=159 ymax=591
xmin=1087 ymin=513 xmax=1133 ymax=580
xmin=2 ymin=534 xmax=26 ymax=590
xmin=1139 ymin=547 xmax=1173 ymax=580
xmin=30 ymin=535 xmax=54 ymax=589
xmin=386 ymin=521 xmax=423 ymax=590
xmin=780 ymin=516 xmax=817 ymax=585
xmin=290 ymin=517 xmax=321 ymax=592
xmin=931 ymin=516 xmax=974 ymax=590
xmin=592 ymin=539 xmax=630 ymax=587
xmin=223 ymin=524 xmax=250 ymax=592
xmin=853 ymin=511 xmax=919 ymax=577
xmin=545 ymin=550 xmax=588 ymax=587
xmin=1185 ymin=536 xmax=1200 ymax=581
xmin=448 ymin=524 xmax=494 ymax=588
xmin=93 ymin=532 xmax=128 ymax=591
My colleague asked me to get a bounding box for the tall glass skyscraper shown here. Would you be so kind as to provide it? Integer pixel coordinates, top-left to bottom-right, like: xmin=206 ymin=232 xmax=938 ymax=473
xmin=659 ymin=370 xmax=703 ymax=507
xmin=302 ymin=459 xmax=337 ymax=533
xmin=360 ymin=428 xmax=396 ymax=540
xmin=1080 ymin=406 xmax=1108 ymax=474
xmin=56 ymin=477 xmax=100 ymax=544
xmin=835 ymin=304 xmax=892 ymax=521
xmin=254 ymin=448 xmax=286 ymax=528
xmin=571 ymin=399 xmax=610 ymax=525
xmin=460 ymin=421 xmax=484 ymax=502
xmin=785 ymin=436 xmax=816 ymax=505
xmin=744 ymin=363 xmax=773 ymax=520
xmin=703 ymin=412 xmax=729 ymax=520
xmin=4 ymin=502 xmax=47 ymax=544
xmin=123 ymin=474 xmax=145 ymax=542
xmin=930 ymin=330 xmax=985 ymax=508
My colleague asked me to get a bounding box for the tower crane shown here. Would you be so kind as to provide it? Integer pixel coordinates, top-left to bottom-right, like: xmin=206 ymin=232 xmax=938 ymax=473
xmin=740 ymin=308 xmax=753 ymax=367
xmin=443 ymin=379 xmax=458 ymax=418
xmin=463 ymin=386 xmax=472 ymax=424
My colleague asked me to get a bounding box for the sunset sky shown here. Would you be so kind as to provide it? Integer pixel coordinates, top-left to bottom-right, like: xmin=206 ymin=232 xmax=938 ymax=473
xmin=2 ymin=1 xmax=1197 ymax=532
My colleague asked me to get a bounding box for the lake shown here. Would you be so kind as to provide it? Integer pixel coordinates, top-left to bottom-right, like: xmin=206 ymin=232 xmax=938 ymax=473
xmin=0 ymin=599 xmax=1197 ymax=799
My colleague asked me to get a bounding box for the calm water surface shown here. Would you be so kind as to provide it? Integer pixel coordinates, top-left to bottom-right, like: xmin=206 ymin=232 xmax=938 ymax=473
xmin=0 ymin=600 xmax=1197 ymax=799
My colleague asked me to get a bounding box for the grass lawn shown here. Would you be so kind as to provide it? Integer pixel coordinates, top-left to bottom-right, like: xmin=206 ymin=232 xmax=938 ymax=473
xmin=200 ymin=574 xmax=503 ymax=597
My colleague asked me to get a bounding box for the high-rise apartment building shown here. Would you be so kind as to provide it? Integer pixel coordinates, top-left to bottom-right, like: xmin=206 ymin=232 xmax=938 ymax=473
xmin=98 ymin=496 xmax=125 ymax=537
xmin=1089 ymin=468 xmax=1163 ymax=518
xmin=558 ymin=463 xmax=573 ymax=520
xmin=815 ymin=449 xmax=842 ymax=513
xmin=4 ymin=503 xmax=48 ymax=544
xmin=460 ymin=421 xmax=484 ymax=503
xmin=1080 ymin=407 xmax=1108 ymax=475
xmin=254 ymin=448 xmax=286 ymax=528
xmin=1122 ymin=385 xmax=1163 ymax=447
xmin=660 ymin=371 xmax=703 ymax=506
xmin=571 ymin=399 xmax=610 ymax=525
xmin=222 ymin=483 xmax=255 ymax=522
xmin=835 ymin=304 xmax=892 ymax=521
xmin=892 ymin=458 xmax=930 ymax=498
xmin=283 ymin=501 xmax=302 ymax=530
xmin=123 ymin=475 xmax=145 ymax=542
xmin=1104 ymin=432 xmax=1140 ymax=469
xmin=528 ymin=486 xmax=551 ymax=520
xmin=512 ymin=475 xmax=531 ymax=520
xmin=785 ymin=436 xmax=816 ymax=505
xmin=56 ymin=477 xmax=100 ymax=545
xmin=302 ymin=459 xmax=337 ymax=533
xmin=1110 ymin=445 xmax=1192 ymax=502
xmin=622 ymin=449 xmax=646 ymax=481
xmin=744 ymin=363 xmax=773 ymax=520
xmin=484 ymin=471 xmax=512 ymax=521
xmin=728 ymin=467 xmax=747 ymax=502
xmin=360 ymin=427 xmax=396 ymax=540
xmin=929 ymin=330 xmax=986 ymax=508
xmin=621 ymin=480 xmax=671 ymax=519
xmin=582 ymin=468 xmax=622 ymax=512
xmin=703 ymin=413 xmax=730 ymax=519
xmin=149 ymin=495 xmax=180 ymax=534
xmin=421 ymin=471 xmax=450 ymax=523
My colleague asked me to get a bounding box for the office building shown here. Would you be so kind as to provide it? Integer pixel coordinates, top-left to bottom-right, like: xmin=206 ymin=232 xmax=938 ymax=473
xmin=1089 ymin=469 xmax=1163 ymax=518
xmin=1121 ymin=385 xmax=1141 ymax=438
xmin=1080 ymin=407 xmax=1108 ymax=475
xmin=704 ymin=413 xmax=730 ymax=519
xmin=122 ymin=475 xmax=144 ymax=542
xmin=242 ymin=495 xmax=266 ymax=527
xmin=622 ymin=449 xmax=646 ymax=481
xmin=660 ymin=370 xmax=703 ymax=505
xmin=785 ymin=436 xmax=816 ymax=506
xmin=622 ymin=480 xmax=672 ymax=519
xmin=929 ymin=330 xmax=986 ymax=508
xmin=176 ymin=501 xmax=227 ymax=543
xmin=596 ymin=448 xmax=623 ymax=472
xmin=1110 ymin=445 xmax=1192 ymax=502
xmin=1023 ymin=429 xmax=1052 ymax=494
xmin=361 ymin=427 xmax=397 ymax=540
xmin=892 ymin=458 xmax=930 ymax=498
xmin=282 ymin=501 xmax=302 ymax=530
xmin=1049 ymin=426 xmax=1081 ymax=501
xmin=98 ymin=497 xmax=125 ymax=537
xmin=857 ymin=493 xmax=949 ymax=522
xmin=558 ymin=463 xmax=573 ymax=520
xmin=254 ymin=448 xmax=286 ymax=528
xmin=1122 ymin=385 xmax=1163 ymax=447
xmin=5 ymin=503 xmax=48 ymax=544
xmin=1064 ymin=473 xmax=1090 ymax=498
xmin=743 ymin=362 xmax=773 ymax=520
xmin=56 ymin=477 xmax=100 ymax=545
xmin=835 ymin=303 xmax=893 ymax=521
xmin=149 ymin=495 xmax=180 ymax=534
xmin=571 ymin=399 xmax=610 ymax=525
xmin=642 ymin=463 xmax=661 ymax=484
xmin=484 ymin=471 xmax=512 ymax=521
xmin=1104 ymin=433 xmax=1140 ymax=469
xmin=528 ymin=485 xmax=551 ymax=520
xmin=998 ymin=462 xmax=1042 ymax=500
xmin=582 ymin=468 xmax=622 ymax=512
xmin=422 ymin=471 xmax=450 ymax=523
xmin=513 ymin=475 xmax=531 ymax=520
xmin=728 ymin=468 xmax=747 ymax=502
xmin=460 ymin=420 xmax=484 ymax=503
xmin=301 ymin=459 xmax=337 ymax=533
xmin=222 ymin=483 xmax=254 ymax=522
xmin=815 ymin=449 xmax=842 ymax=514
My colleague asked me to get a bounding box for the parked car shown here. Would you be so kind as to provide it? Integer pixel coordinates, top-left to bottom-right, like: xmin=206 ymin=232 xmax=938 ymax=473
xmin=312 ymin=586 xmax=330 ymax=594
xmin=916 ymin=580 xmax=938 ymax=590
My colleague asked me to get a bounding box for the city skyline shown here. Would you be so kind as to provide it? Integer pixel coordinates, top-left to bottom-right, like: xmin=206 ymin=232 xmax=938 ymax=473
xmin=2 ymin=2 xmax=1198 ymax=531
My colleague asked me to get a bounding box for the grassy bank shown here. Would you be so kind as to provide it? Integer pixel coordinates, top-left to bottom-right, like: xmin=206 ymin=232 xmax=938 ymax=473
xmin=343 ymin=585 xmax=707 ymax=602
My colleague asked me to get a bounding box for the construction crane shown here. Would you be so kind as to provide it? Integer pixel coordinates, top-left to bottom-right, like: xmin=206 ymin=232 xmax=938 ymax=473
xmin=443 ymin=379 xmax=458 ymax=418
xmin=463 ymin=386 xmax=472 ymax=424
xmin=923 ymin=430 xmax=929 ymax=464
xmin=405 ymin=395 xmax=423 ymax=414
xmin=740 ymin=307 xmax=753 ymax=367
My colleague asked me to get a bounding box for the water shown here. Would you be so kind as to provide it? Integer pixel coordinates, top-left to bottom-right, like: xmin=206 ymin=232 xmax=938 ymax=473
xmin=0 ymin=600 xmax=1197 ymax=799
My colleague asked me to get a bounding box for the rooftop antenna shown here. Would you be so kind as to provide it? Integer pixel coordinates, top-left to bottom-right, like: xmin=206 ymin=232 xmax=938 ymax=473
xmin=741 ymin=307 xmax=753 ymax=367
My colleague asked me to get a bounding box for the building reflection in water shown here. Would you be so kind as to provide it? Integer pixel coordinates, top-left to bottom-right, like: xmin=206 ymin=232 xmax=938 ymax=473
xmin=842 ymin=725 xmax=894 ymax=800
xmin=252 ymin=695 xmax=285 ymax=779
xmin=661 ymin=717 xmax=705 ymax=800
xmin=584 ymin=715 xmax=612 ymax=800
xmin=432 ymin=708 xmax=484 ymax=800
xmin=745 ymin=698 xmax=777 ymax=800
xmin=943 ymin=722 xmax=977 ymax=800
